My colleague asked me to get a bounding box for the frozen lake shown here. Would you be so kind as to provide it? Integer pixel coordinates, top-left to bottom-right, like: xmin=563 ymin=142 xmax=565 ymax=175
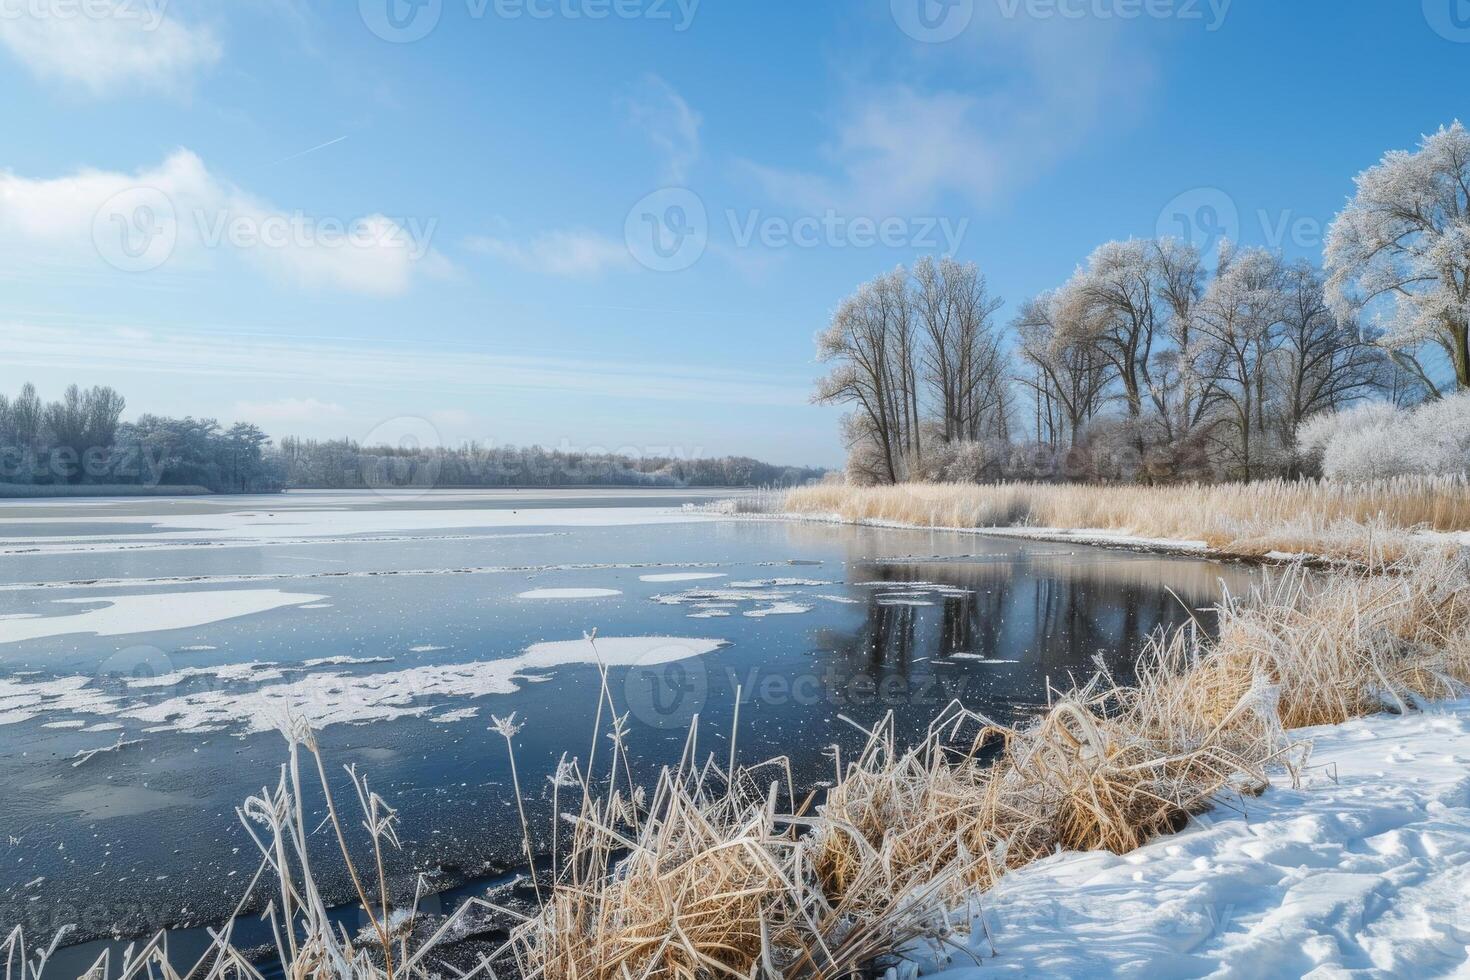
xmin=0 ymin=489 xmax=1254 ymax=951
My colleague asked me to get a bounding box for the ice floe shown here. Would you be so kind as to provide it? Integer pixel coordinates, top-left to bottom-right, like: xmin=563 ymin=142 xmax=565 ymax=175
xmin=743 ymin=603 xmax=814 ymax=618
xmin=122 ymin=636 xmax=728 ymax=734
xmin=0 ymin=590 xmax=328 ymax=645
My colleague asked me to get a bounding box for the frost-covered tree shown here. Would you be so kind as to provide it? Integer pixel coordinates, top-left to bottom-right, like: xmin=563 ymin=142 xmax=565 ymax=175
xmin=1298 ymin=391 xmax=1470 ymax=479
xmin=1013 ymin=291 xmax=1110 ymax=447
xmin=913 ymin=257 xmax=1008 ymax=444
xmin=1056 ymin=240 xmax=1163 ymax=424
xmin=815 ymin=262 xmax=1011 ymax=483
xmin=1325 ymin=121 xmax=1470 ymax=395
xmin=814 ymin=267 xmax=919 ymax=484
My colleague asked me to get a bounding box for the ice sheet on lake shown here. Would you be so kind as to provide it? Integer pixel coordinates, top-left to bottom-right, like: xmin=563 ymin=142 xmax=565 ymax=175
xmin=639 ymin=573 xmax=727 ymax=583
xmin=0 ymin=506 xmax=712 ymax=556
xmin=727 ymin=579 xmax=831 ymax=588
xmin=518 ymin=588 xmax=623 ymax=599
xmin=0 ymin=590 xmax=328 ymax=645
xmin=124 ymin=636 xmax=728 ymax=734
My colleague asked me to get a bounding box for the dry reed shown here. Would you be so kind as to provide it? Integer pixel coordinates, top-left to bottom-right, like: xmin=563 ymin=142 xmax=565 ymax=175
xmin=769 ymin=477 xmax=1470 ymax=565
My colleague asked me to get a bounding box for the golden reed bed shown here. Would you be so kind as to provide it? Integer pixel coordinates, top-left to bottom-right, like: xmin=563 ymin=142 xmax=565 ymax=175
xmin=761 ymin=477 xmax=1470 ymax=566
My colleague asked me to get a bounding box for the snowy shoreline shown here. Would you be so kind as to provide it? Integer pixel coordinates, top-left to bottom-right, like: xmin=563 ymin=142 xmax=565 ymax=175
xmin=734 ymin=505 xmax=1470 ymax=977
xmin=917 ymin=700 xmax=1470 ymax=978
xmin=742 ymin=508 xmax=1470 ymax=569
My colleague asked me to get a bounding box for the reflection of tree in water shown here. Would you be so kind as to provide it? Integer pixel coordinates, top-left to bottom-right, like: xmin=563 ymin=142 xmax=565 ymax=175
xmin=818 ymin=549 xmax=1248 ymax=682
xmin=859 ymin=599 xmax=918 ymax=669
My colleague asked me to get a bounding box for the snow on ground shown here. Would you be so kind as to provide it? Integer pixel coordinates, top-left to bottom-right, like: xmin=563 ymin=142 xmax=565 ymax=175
xmin=0 ymin=590 xmax=327 ymax=645
xmin=918 ymin=702 xmax=1470 ymax=979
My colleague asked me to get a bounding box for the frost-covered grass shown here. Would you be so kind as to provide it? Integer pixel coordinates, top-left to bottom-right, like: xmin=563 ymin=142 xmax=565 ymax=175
xmin=767 ymin=477 xmax=1470 ymax=565
xmin=10 ymin=555 xmax=1470 ymax=978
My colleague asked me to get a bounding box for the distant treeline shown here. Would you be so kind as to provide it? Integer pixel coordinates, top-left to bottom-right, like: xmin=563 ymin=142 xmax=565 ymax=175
xmin=0 ymin=384 xmax=282 ymax=493
xmin=0 ymin=383 xmax=823 ymax=494
xmin=278 ymin=438 xmax=825 ymax=489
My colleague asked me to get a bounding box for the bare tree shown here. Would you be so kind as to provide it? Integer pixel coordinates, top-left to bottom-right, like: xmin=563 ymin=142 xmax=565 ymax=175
xmin=1272 ymin=260 xmax=1383 ymax=472
xmin=1195 ymin=246 xmax=1286 ymax=479
xmin=1014 ymin=292 xmax=1110 ymax=447
xmin=913 ymin=257 xmax=1006 ymax=443
xmin=814 ymin=268 xmax=918 ymax=484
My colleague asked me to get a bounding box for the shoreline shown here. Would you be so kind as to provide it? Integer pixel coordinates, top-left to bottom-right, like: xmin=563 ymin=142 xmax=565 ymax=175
xmin=924 ymin=698 xmax=1470 ymax=977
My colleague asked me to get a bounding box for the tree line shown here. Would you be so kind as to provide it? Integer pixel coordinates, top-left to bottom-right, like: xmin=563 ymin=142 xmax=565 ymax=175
xmin=0 ymin=384 xmax=823 ymax=493
xmin=0 ymin=384 xmax=280 ymax=492
xmin=817 ymin=122 xmax=1470 ymax=484
xmin=277 ymin=438 xmax=823 ymax=490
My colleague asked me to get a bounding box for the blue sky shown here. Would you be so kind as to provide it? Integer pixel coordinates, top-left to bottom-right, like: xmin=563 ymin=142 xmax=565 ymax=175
xmin=0 ymin=0 xmax=1464 ymax=466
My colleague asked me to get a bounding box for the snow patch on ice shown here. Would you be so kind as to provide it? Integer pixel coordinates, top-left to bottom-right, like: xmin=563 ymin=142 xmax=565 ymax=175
xmin=639 ymin=572 xmax=727 ymax=583
xmin=123 ymin=636 xmax=728 ymax=734
xmin=518 ymin=588 xmax=622 ymax=599
xmin=127 ymin=662 xmax=287 ymax=689
xmin=0 ymin=675 xmax=122 ymax=727
xmin=0 ymin=590 xmax=328 ymax=645
xmin=743 ymin=603 xmax=813 ymax=618
xmin=303 ymin=656 xmax=395 ymax=668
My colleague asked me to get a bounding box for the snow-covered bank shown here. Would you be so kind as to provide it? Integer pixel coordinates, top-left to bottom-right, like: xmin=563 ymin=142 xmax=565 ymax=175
xmin=921 ymin=702 xmax=1470 ymax=978
xmin=768 ymin=510 xmax=1212 ymax=557
xmin=755 ymin=479 xmax=1470 ymax=568
xmin=753 ymin=509 xmax=1470 ymax=568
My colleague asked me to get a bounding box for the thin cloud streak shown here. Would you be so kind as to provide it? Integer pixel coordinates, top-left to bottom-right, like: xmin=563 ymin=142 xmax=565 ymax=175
xmin=0 ymin=324 xmax=811 ymax=408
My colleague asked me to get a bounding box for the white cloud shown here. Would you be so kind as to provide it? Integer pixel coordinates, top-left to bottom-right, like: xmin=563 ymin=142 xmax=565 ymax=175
xmin=745 ymin=10 xmax=1156 ymax=214
xmin=0 ymin=149 xmax=444 ymax=295
xmin=233 ymin=397 xmax=347 ymax=423
xmin=467 ymin=229 xmax=631 ymax=278
xmin=623 ymin=73 xmax=702 ymax=184
xmin=0 ymin=0 xmax=221 ymax=96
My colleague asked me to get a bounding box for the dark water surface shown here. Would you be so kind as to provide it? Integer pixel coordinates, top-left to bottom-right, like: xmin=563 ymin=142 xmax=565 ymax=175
xmin=0 ymin=491 xmax=1254 ymax=968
